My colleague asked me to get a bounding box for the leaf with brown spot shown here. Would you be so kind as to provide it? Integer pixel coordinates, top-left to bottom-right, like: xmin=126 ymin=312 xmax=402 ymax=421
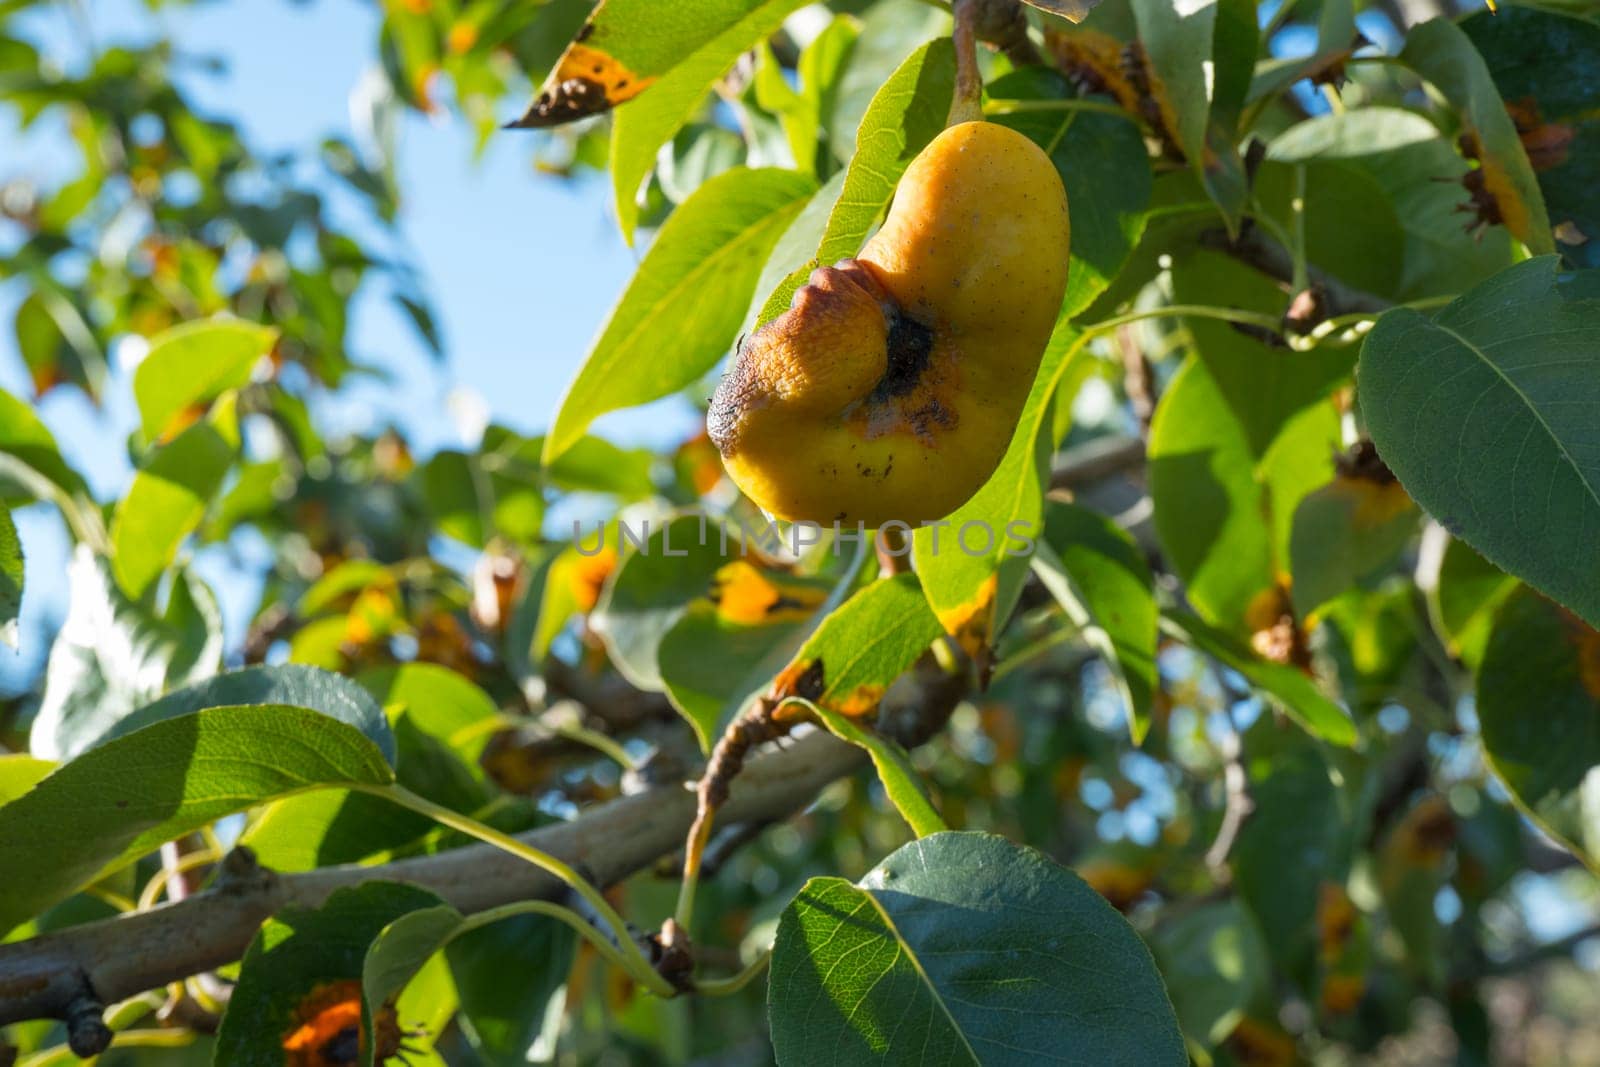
xmin=774 ymin=574 xmax=941 ymax=720
xmin=1401 ymin=17 xmax=1554 ymax=254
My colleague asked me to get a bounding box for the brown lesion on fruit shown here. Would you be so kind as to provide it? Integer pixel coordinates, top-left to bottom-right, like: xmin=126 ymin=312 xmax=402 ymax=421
xmin=508 ymin=43 xmax=656 ymax=129
xmin=710 ymin=259 xmax=959 ymax=457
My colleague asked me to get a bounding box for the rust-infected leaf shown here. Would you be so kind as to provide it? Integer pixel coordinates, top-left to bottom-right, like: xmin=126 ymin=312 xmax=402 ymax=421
xmin=510 ymin=42 xmax=657 ymax=128
xmin=709 ymin=560 xmax=828 ymax=626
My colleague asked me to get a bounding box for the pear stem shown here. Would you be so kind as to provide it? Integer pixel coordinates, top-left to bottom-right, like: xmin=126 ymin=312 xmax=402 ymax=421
xmin=949 ymin=0 xmax=984 ymax=125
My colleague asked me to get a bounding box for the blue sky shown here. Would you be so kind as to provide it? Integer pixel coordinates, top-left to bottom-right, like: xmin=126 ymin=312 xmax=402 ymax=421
xmin=0 ymin=0 xmax=705 ymax=680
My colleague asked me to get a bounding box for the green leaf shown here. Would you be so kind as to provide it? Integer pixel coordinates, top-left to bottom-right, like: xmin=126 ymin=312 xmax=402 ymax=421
xmin=0 ymin=754 xmax=53 ymax=807
xmin=1358 ymin=257 xmax=1600 ymax=628
xmin=781 ymin=574 xmax=941 ymax=717
xmin=913 ymin=323 xmax=1090 ymax=656
xmin=1166 ymin=610 xmax=1357 ymax=746
xmin=446 ymin=909 xmax=576 ymax=1063
xmin=1477 ymin=587 xmax=1600 ymax=869
xmin=0 ymin=502 xmax=20 ymax=648
xmin=1034 ymin=501 xmax=1158 ymax=742
xmin=786 ymin=14 xmax=860 ymax=174
xmin=0 ymin=386 xmax=89 ymax=504
xmin=1400 ymin=16 xmax=1554 ymax=255
xmin=658 ymin=558 xmax=844 ymax=751
xmin=1230 ymin=746 xmax=1342 ymax=974
xmin=216 ymin=882 xmax=445 ymax=1067
xmin=1428 ymin=537 xmax=1516 ymax=671
xmin=1268 ymin=108 xmax=1513 ymax=299
xmin=544 ymin=166 xmax=815 ymax=464
xmin=1289 ymin=476 xmax=1419 ymax=618
xmin=1148 ymin=356 xmax=1339 ymax=631
xmin=131 ymin=318 xmax=276 ymax=442
xmin=414 ymin=443 xmax=544 ymax=551
xmin=608 ymin=1 xmax=810 ymax=242
xmin=101 ymin=663 xmax=398 ymax=766
xmin=0 ymin=705 xmax=396 ymax=936
xmin=1130 ymin=0 xmax=1247 ymax=230
xmin=111 ymin=414 xmax=238 ymax=599
xmin=986 ymin=68 xmax=1152 ymax=320
xmin=242 ymin=671 xmax=486 ymax=872
xmin=768 ymin=831 xmax=1186 ymax=1065
xmin=754 ymin=37 xmax=955 ymax=324
xmin=1169 ymin=245 xmax=1359 ymax=455
xmin=1463 ymin=5 xmax=1600 ymax=268
xmin=1246 ymin=0 xmax=1356 ymax=107
xmin=804 ymin=700 xmax=946 ymax=837
xmin=361 ymin=905 xmax=467 ymax=1067
xmin=592 ymin=515 xmax=735 ymax=691
xmin=31 ymin=548 xmax=222 ymax=760
xmin=537 ymin=430 xmax=656 ymax=500
xmin=360 ymin=662 xmax=499 ymax=765
xmin=1152 ymin=899 xmax=1268 ymax=1048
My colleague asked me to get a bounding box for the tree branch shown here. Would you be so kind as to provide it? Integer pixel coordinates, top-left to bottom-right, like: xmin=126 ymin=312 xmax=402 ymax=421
xmin=0 ymin=730 xmax=871 ymax=1029
xmin=1199 ymin=225 xmax=1392 ymax=317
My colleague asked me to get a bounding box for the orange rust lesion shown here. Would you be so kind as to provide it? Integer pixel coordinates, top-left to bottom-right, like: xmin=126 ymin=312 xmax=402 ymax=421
xmin=709 ymin=561 xmax=826 ymax=626
xmin=567 ymin=545 xmax=618 ymax=613
xmin=282 ymin=979 xmax=411 ymax=1066
xmin=513 ymin=42 xmax=657 ymax=128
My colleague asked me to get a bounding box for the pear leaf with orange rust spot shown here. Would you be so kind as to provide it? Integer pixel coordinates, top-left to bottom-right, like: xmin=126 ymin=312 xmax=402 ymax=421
xmin=1129 ymin=0 xmax=1249 ymax=230
xmin=1462 ymin=5 xmax=1600 ymax=268
xmin=797 ymin=697 xmax=947 ymax=838
xmin=217 ymin=882 xmax=445 ymax=1067
xmin=660 ymin=557 xmax=849 ymax=751
xmin=1289 ymin=475 xmax=1419 ymax=618
xmin=1478 ymin=587 xmax=1600 ymax=870
xmin=771 ymin=574 xmax=940 ymax=720
xmin=913 ymin=324 xmax=1091 ymax=663
xmin=1165 ymin=611 xmax=1357 ymax=747
xmin=131 ymin=318 xmax=277 ymax=445
xmin=1400 ymin=17 xmax=1554 ymax=254
xmin=1359 ymin=257 xmax=1600 ymax=629
xmin=513 ymin=0 xmax=798 ymax=129
xmin=574 ymin=0 xmax=810 ymax=242
xmin=769 ymin=832 xmax=1186 ymax=1065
